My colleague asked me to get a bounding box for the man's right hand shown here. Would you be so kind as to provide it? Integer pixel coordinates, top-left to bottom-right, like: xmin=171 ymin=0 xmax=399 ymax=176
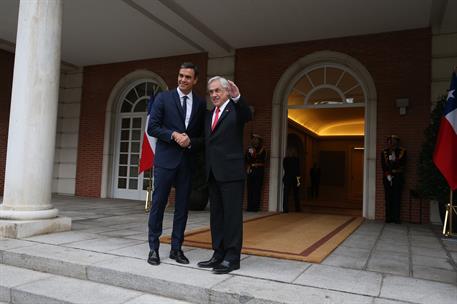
xmin=172 ymin=132 xmax=190 ymax=148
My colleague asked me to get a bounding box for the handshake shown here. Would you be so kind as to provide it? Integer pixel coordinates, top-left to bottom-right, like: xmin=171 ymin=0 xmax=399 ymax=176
xmin=172 ymin=131 xmax=191 ymax=148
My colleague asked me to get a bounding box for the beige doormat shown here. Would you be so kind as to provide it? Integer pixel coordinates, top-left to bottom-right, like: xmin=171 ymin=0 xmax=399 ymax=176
xmin=162 ymin=213 xmax=363 ymax=263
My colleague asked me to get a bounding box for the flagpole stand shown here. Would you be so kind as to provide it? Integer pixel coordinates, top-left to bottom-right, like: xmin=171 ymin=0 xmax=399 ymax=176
xmin=144 ymin=168 xmax=153 ymax=213
xmin=442 ymin=190 xmax=456 ymax=237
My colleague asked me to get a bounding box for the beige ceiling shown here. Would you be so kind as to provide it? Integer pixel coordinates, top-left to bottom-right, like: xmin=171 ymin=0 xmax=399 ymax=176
xmin=288 ymin=107 xmax=365 ymax=136
xmin=1 ymin=0 xmax=454 ymax=66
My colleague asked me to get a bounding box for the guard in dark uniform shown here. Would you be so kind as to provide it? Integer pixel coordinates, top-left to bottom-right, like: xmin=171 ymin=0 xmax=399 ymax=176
xmin=381 ymin=135 xmax=407 ymax=223
xmin=246 ymin=134 xmax=267 ymax=211
xmin=282 ymin=149 xmax=301 ymax=213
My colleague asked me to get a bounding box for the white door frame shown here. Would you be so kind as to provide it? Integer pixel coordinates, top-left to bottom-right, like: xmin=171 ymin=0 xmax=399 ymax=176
xmin=101 ymin=70 xmax=168 ymax=199
xmin=269 ymin=51 xmax=377 ymax=219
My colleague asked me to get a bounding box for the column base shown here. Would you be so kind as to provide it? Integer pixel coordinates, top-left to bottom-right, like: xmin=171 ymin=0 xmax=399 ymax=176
xmin=0 ymin=217 xmax=71 ymax=238
xmin=0 ymin=207 xmax=59 ymax=220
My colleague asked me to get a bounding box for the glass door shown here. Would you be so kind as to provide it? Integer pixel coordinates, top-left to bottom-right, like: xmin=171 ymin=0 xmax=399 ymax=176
xmin=113 ymin=80 xmax=161 ymax=200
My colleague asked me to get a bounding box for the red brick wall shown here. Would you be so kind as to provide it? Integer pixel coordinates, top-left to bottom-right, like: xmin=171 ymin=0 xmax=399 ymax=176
xmin=0 ymin=50 xmax=14 ymax=196
xmin=235 ymin=28 xmax=431 ymax=222
xmin=76 ymin=53 xmax=208 ymax=197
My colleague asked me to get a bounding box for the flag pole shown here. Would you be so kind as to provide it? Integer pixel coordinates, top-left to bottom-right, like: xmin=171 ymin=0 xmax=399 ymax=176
xmin=144 ymin=168 xmax=153 ymax=213
xmin=436 ymin=69 xmax=457 ymax=237
xmin=451 ymin=190 xmax=454 ymax=236
xmin=443 ymin=189 xmax=455 ymax=236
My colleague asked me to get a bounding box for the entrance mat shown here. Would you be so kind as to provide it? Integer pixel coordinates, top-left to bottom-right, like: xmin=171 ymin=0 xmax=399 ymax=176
xmin=162 ymin=213 xmax=363 ymax=263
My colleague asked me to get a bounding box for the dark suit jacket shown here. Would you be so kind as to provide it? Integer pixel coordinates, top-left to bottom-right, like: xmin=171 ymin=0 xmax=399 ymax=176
xmin=205 ymin=97 xmax=252 ymax=182
xmin=148 ymin=89 xmax=206 ymax=169
xmin=283 ymin=156 xmax=300 ymax=183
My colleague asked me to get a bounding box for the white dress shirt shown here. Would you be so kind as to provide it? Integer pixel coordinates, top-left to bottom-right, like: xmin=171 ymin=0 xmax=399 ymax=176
xmin=177 ymin=88 xmax=192 ymax=128
xmin=211 ymin=95 xmax=240 ymax=126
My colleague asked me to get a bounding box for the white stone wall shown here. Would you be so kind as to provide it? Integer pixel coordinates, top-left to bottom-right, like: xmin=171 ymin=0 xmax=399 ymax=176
xmin=429 ymin=31 xmax=457 ymax=224
xmin=52 ymin=68 xmax=83 ymax=195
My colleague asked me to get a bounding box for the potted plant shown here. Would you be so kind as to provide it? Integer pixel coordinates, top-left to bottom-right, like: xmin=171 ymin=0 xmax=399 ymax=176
xmin=417 ymin=95 xmax=454 ymax=227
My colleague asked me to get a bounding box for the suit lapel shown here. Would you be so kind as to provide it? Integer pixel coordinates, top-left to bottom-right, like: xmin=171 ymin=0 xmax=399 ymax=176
xmin=206 ymin=110 xmax=213 ymax=135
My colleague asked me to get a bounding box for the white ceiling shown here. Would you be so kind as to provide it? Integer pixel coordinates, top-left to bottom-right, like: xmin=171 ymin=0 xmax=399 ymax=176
xmin=289 ymin=107 xmax=365 ymax=136
xmin=0 ymin=0 xmax=454 ymax=67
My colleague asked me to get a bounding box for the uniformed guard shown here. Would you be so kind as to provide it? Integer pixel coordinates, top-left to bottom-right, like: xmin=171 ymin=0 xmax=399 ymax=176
xmin=246 ymin=134 xmax=267 ymax=211
xmin=282 ymin=147 xmax=301 ymax=213
xmin=381 ymin=135 xmax=407 ymax=223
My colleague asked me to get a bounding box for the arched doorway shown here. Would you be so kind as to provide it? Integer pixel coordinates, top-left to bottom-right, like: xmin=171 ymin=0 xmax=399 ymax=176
xmin=101 ymin=70 xmax=168 ymax=200
xmin=112 ymin=79 xmax=163 ymax=200
xmin=269 ymin=51 xmax=377 ymax=218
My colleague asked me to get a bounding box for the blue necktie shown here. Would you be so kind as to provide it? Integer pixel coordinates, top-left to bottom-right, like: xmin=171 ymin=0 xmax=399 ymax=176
xmin=181 ymin=95 xmax=188 ymax=117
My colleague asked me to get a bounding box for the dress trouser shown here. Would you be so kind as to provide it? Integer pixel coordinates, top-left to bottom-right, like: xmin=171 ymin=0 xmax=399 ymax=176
xmin=148 ymin=157 xmax=191 ymax=251
xmin=208 ymin=172 xmax=244 ymax=262
xmin=247 ymin=167 xmax=264 ymax=211
xmin=283 ymin=177 xmax=300 ymax=212
xmin=383 ymin=175 xmax=403 ymax=223
xmin=310 ymin=180 xmax=319 ymax=198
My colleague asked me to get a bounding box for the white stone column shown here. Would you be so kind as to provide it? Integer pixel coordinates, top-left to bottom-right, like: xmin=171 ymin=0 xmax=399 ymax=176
xmin=0 ymin=0 xmax=64 ymax=222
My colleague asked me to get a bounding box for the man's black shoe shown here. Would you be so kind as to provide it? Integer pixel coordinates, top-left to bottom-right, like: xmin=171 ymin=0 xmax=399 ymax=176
xmin=169 ymin=249 xmax=189 ymax=264
xmin=197 ymin=256 xmax=223 ymax=268
xmin=212 ymin=260 xmax=240 ymax=274
xmin=147 ymin=250 xmax=160 ymax=266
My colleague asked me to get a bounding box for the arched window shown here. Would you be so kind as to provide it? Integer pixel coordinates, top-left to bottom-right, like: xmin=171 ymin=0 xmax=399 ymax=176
xmin=287 ymin=64 xmax=366 ymax=136
xmin=288 ymin=65 xmax=365 ymax=107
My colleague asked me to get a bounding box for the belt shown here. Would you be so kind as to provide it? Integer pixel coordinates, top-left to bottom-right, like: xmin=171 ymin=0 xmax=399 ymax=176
xmin=250 ymin=163 xmax=265 ymax=167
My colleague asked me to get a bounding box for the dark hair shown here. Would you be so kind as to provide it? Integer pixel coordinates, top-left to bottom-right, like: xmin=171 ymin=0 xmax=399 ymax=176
xmin=180 ymin=62 xmax=199 ymax=78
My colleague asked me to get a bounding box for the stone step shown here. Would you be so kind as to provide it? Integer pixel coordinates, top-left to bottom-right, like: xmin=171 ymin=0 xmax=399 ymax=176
xmin=0 ymin=264 xmax=191 ymax=304
xmin=2 ymin=240 xmax=456 ymax=304
xmin=0 ymin=241 xmax=381 ymax=304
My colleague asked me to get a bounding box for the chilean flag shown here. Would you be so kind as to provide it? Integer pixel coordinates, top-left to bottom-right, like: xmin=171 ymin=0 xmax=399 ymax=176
xmin=139 ymin=95 xmax=157 ymax=174
xmin=433 ymin=72 xmax=457 ymax=190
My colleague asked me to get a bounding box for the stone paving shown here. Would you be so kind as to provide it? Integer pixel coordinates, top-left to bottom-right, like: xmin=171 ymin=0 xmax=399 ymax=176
xmin=1 ymin=195 xmax=456 ymax=303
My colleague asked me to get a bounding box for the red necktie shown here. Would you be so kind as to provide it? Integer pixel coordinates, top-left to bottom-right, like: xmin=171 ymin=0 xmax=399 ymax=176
xmin=211 ymin=107 xmax=220 ymax=131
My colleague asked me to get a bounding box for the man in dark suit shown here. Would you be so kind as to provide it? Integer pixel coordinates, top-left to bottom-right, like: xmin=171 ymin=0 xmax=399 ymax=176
xmin=282 ymin=149 xmax=301 ymax=213
xmin=197 ymin=76 xmax=252 ymax=274
xmin=147 ymin=63 xmax=206 ymax=266
xmin=246 ymin=134 xmax=267 ymax=212
xmin=381 ymin=135 xmax=407 ymax=224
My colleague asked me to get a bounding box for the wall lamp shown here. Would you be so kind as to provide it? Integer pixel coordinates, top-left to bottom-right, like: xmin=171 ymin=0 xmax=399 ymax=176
xmin=395 ymin=98 xmax=409 ymax=115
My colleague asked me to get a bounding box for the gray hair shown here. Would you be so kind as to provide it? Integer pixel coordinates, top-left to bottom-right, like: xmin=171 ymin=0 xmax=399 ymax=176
xmin=207 ymin=76 xmax=229 ymax=90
